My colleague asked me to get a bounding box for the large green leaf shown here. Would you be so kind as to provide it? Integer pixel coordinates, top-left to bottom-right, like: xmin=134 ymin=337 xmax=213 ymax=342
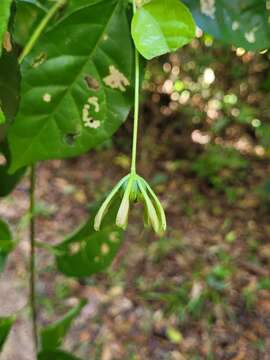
xmin=0 ymin=219 xmax=15 ymax=273
xmin=184 ymin=0 xmax=270 ymax=51
xmin=0 ymin=0 xmax=13 ymax=57
xmin=55 ymin=201 xmax=123 ymax=278
xmin=0 ymin=316 xmax=16 ymax=352
xmin=40 ymin=299 xmax=86 ymax=350
xmin=38 ymin=350 xmax=81 ymax=360
xmin=132 ymin=0 xmax=196 ymax=60
xmin=8 ymin=0 xmax=134 ymax=172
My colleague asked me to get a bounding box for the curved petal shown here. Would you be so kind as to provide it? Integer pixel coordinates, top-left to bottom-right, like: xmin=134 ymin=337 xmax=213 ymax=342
xmin=116 ymin=177 xmax=132 ymax=229
xmin=140 ymin=177 xmax=167 ymax=234
xmin=94 ymin=175 xmax=129 ymax=231
xmin=137 ymin=179 xmax=160 ymax=234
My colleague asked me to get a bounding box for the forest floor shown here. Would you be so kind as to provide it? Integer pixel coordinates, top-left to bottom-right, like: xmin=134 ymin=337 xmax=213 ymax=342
xmin=1 ymin=142 xmax=270 ymax=360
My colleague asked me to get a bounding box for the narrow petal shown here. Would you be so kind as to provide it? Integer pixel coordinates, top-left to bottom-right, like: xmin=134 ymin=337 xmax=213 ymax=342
xmin=140 ymin=178 xmax=167 ymax=234
xmin=137 ymin=180 xmax=160 ymax=234
xmin=94 ymin=175 xmax=128 ymax=231
xmin=116 ymin=178 xmax=132 ymax=229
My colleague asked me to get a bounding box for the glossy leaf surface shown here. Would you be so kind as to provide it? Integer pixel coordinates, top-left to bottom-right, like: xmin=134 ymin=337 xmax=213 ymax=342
xmin=184 ymin=0 xmax=270 ymax=51
xmin=8 ymin=0 xmax=134 ymax=172
xmin=132 ymin=0 xmax=196 ymax=59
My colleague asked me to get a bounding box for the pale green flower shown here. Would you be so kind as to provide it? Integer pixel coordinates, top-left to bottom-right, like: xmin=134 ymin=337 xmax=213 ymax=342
xmin=94 ymin=173 xmax=166 ymax=235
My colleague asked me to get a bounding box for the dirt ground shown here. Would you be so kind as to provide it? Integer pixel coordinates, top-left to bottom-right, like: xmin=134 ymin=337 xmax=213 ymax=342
xmin=1 ymin=145 xmax=270 ymax=360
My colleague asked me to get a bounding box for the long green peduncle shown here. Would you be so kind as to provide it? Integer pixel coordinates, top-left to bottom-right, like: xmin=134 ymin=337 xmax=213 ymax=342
xmin=131 ymin=0 xmax=140 ymax=175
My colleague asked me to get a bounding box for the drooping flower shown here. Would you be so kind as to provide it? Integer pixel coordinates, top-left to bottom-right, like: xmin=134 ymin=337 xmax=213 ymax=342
xmin=94 ymin=173 xmax=166 ymax=236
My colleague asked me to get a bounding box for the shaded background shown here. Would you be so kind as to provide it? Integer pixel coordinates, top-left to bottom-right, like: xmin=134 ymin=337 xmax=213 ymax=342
xmin=1 ymin=32 xmax=270 ymax=359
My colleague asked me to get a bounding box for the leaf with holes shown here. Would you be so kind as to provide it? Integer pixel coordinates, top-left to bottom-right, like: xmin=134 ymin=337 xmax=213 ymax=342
xmin=38 ymin=350 xmax=82 ymax=360
xmin=184 ymin=0 xmax=270 ymax=51
xmin=0 ymin=0 xmax=13 ymax=57
xmin=0 ymin=316 xmax=16 ymax=352
xmin=132 ymin=0 xmax=196 ymax=60
xmin=0 ymin=219 xmax=15 ymax=273
xmin=55 ymin=200 xmax=123 ymax=277
xmin=8 ymin=0 xmax=134 ymax=172
xmin=40 ymin=299 xmax=86 ymax=350
xmin=0 ymin=142 xmax=25 ymax=197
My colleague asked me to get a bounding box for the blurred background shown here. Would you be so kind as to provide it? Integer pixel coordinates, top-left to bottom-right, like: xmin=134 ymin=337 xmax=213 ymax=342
xmin=1 ymin=31 xmax=270 ymax=359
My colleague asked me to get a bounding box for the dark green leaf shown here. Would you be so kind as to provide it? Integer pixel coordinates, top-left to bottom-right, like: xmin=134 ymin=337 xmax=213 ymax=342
xmin=184 ymin=0 xmax=270 ymax=51
xmin=0 ymin=316 xmax=16 ymax=352
xmin=0 ymin=218 xmax=15 ymax=273
xmin=132 ymin=0 xmax=196 ymax=59
xmin=55 ymin=201 xmax=123 ymax=278
xmin=0 ymin=0 xmax=13 ymax=57
xmin=0 ymin=142 xmax=25 ymax=197
xmin=8 ymin=0 xmax=134 ymax=172
xmin=40 ymin=299 xmax=87 ymax=350
xmin=14 ymin=0 xmax=47 ymax=46
xmin=0 ymin=50 xmax=21 ymax=128
xmin=56 ymin=204 xmax=123 ymax=277
xmin=38 ymin=350 xmax=81 ymax=360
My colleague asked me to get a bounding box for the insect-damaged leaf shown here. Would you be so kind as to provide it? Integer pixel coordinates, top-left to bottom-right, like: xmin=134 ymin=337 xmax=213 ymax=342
xmin=40 ymin=299 xmax=86 ymax=350
xmin=132 ymin=0 xmax=196 ymax=60
xmin=8 ymin=0 xmax=134 ymax=172
xmin=0 ymin=12 xmax=21 ymax=128
xmin=0 ymin=0 xmax=13 ymax=57
xmin=184 ymin=0 xmax=270 ymax=51
xmin=55 ymin=200 xmax=123 ymax=278
xmin=0 ymin=315 xmax=16 ymax=352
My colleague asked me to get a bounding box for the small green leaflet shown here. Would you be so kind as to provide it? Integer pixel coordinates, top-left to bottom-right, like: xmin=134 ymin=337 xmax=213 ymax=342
xmin=40 ymin=299 xmax=87 ymax=350
xmin=0 ymin=0 xmax=13 ymax=57
xmin=0 ymin=219 xmax=15 ymax=273
xmin=0 ymin=315 xmax=16 ymax=352
xmin=184 ymin=0 xmax=270 ymax=51
xmin=38 ymin=350 xmax=82 ymax=360
xmin=8 ymin=0 xmax=134 ymax=172
xmin=132 ymin=0 xmax=196 ymax=60
xmin=55 ymin=200 xmax=123 ymax=278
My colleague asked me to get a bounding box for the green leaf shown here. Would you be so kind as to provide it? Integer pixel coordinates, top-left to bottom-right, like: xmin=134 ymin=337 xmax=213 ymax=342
xmin=0 ymin=219 xmax=15 ymax=273
xmin=14 ymin=0 xmax=47 ymax=46
xmin=0 ymin=0 xmax=13 ymax=57
xmin=0 ymin=142 xmax=25 ymax=197
xmin=55 ymin=200 xmax=123 ymax=278
xmin=0 ymin=316 xmax=16 ymax=352
xmin=184 ymin=0 xmax=270 ymax=51
xmin=0 ymin=50 xmax=21 ymax=129
xmin=8 ymin=0 xmax=134 ymax=172
xmin=38 ymin=350 xmax=81 ymax=360
xmin=131 ymin=0 xmax=196 ymax=60
xmin=40 ymin=299 xmax=87 ymax=350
